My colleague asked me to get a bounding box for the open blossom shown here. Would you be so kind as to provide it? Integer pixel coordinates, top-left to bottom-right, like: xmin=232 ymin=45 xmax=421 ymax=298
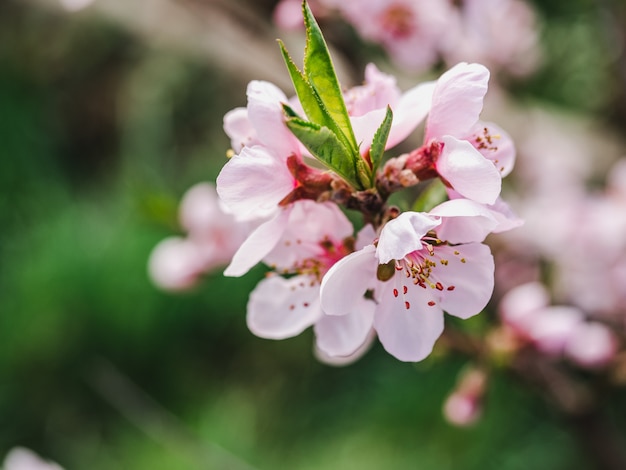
xmin=244 ymin=200 xmax=375 ymax=361
xmin=403 ymin=62 xmax=515 ymax=204
xmin=321 ymin=199 xmax=497 ymax=362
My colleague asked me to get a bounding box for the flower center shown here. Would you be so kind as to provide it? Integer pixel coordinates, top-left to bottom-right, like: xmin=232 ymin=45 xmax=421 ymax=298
xmin=390 ymin=240 xmax=457 ymax=310
xmin=289 ymin=237 xmax=354 ymax=282
xmin=381 ymin=4 xmax=416 ymax=39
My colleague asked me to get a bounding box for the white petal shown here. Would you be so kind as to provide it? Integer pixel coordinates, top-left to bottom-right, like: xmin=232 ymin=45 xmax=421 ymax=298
xmin=377 ymin=212 xmax=441 ymax=263
xmin=247 ymin=275 xmax=322 ymax=340
xmin=435 ymin=244 xmax=495 ymax=319
xmin=429 ymin=199 xmax=498 ymax=243
xmin=320 ymin=246 xmax=378 ymax=316
xmin=216 ymin=145 xmax=295 ymax=221
xmin=224 ymin=209 xmax=290 ymax=277
xmin=437 ymin=136 xmax=501 ymax=205
xmin=314 ymin=296 xmax=376 ymax=357
xmin=425 ymin=62 xmax=489 ymax=140
xmin=374 ymin=276 xmax=445 ymax=362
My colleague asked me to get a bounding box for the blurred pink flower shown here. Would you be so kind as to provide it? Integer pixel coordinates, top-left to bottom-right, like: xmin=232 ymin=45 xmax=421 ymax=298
xmin=148 ymin=183 xmax=248 ymax=291
xmin=441 ymin=0 xmax=541 ymax=77
xmin=3 ymin=448 xmax=63 ymax=470
xmin=336 ymin=0 xmax=450 ymax=71
xmin=443 ymin=368 xmax=487 ymax=427
xmin=499 ymin=282 xmax=618 ymax=368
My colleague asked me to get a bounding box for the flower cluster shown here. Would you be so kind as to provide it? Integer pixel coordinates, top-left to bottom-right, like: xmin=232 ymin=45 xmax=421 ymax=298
xmin=198 ymin=3 xmax=521 ymax=364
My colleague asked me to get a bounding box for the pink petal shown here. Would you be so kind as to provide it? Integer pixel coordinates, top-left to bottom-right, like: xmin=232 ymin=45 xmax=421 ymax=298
xmin=224 ymin=209 xmax=291 ymax=277
xmin=386 ymin=81 xmax=436 ymax=149
xmin=377 ymin=211 xmax=441 ymax=264
xmin=223 ymin=107 xmax=258 ymax=152
xmin=247 ymin=81 xmax=299 ymax=158
xmin=314 ymin=330 xmax=376 ymax=366
xmin=352 ymin=108 xmax=388 ymax=155
xmin=486 ymin=197 xmax=525 ymax=233
xmin=216 ymin=145 xmax=295 ymax=221
xmin=437 ymin=136 xmax=501 ymax=204
xmin=314 ymin=296 xmax=376 ymax=357
xmin=373 ymin=276 xmax=445 ymax=362
xmin=344 ymin=63 xmax=401 ymax=117
xmin=264 ymin=200 xmax=353 ymax=270
xmin=352 ymin=81 xmax=435 ymax=154
xmin=425 ymin=62 xmax=490 ymax=140
xmin=148 ymin=237 xmax=204 ymax=291
xmin=320 ymin=246 xmax=378 ymax=316
xmin=429 ymin=199 xmax=498 ymax=243
xmin=247 ymin=274 xmax=322 ymax=339
xmin=498 ymin=282 xmax=550 ymax=328
xmin=179 ymin=183 xmax=220 ymax=234
xmin=355 ymin=223 xmax=377 ymax=250
xmin=564 ymin=322 xmax=617 ymax=368
xmin=435 ymin=243 xmax=495 ymax=319
xmin=527 ymin=306 xmax=584 ymax=355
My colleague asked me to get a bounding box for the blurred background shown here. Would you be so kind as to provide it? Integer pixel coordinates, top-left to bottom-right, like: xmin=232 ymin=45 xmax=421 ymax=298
xmin=1 ymin=0 xmax=626 ymax=468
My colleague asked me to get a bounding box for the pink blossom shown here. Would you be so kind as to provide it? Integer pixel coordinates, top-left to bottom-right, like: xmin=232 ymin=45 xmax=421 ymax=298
xmin=348 ymin=63 xmax=436 ymax=156
xmin=273 ymin=0 xmax=333 ymax=31
xmin=441 ymin=0 xmax=542 ymax=77
xmin=148 ymin=183 xmax=247 ymax=291
xmin=242 ymin=200 xmax=375 ymax=358
xmin=443 ymin=368 xmax=487 ymax=427
xmin=418 ymin=62 xmax=514 ymax=204
xmin=564 ymin=322 xmax=618 ymax=369
xmin=321 ymin=201 xmax=496 ymax=362
xmin=335 ymin=0 xmax=451 ymax=71
xmin=499 ymin=282 xmax=618 ymax=368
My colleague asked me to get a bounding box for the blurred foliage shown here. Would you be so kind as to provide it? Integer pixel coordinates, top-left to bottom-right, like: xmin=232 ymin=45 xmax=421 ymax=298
xmin=0 ymin=0 xmax=625 ymax=469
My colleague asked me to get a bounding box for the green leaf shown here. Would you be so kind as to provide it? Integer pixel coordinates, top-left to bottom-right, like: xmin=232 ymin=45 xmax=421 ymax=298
xmin=285 ymin=116 xmax=363 ymax=190
xmin=278 ymin=40 xmax=356 ymax=156
xmin=278 ymin=40 xmax=326 ymax=125
xmin=412 ymin=179 xmax=448 ymax=213
xmin=369 ymin=106 xmax=393 ymax=174
xmin=302 ymin=1 xmax=358 ymax=153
